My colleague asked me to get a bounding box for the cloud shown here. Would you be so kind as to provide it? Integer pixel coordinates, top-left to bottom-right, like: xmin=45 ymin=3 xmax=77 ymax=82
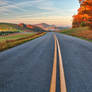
xmin=0 ymin=0 xmax=78 ymax=26
xmin=0 ymin=1 xmax=26 ymax=13
xmin=0 ymin=0 xmax=8 ymax=5
xmin=0 ymin=0 xmax=56 ymax=18
xmin=0 ymin=0 xmax=54 ymax=12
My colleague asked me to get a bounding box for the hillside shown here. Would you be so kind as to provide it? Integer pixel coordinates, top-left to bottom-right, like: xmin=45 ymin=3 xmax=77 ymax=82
xmin=0 ymin=23 xmax=45 ymax=32
xmin=0 ymin=23 xmax=21 ymax=32
xmin=18 ymin=23 xmax=45 ymax=32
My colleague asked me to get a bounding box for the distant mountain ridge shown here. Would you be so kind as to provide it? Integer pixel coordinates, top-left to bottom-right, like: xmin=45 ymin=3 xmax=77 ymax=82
xmin=35 ymin=23 xmax=68 ymax=31
xmin=0 ymin=22 xmax=68 ymax=32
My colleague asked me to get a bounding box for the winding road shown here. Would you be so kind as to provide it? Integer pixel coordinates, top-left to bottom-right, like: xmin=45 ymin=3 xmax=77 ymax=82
xmin=0 ymin=32 xmax=92 ymax=92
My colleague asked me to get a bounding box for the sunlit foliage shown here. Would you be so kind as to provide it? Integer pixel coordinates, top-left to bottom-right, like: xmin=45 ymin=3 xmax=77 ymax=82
xmin=73 ymin=0 xmax=92 ymax=28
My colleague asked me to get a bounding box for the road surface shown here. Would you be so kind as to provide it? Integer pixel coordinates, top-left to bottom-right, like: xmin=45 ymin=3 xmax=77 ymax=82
xmin=0 ymin=32 xmax=92 ymax=92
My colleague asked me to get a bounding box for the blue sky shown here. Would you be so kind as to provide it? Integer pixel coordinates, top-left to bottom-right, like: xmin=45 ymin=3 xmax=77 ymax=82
xmin=0 ymin=0 xmax=80 ymax=26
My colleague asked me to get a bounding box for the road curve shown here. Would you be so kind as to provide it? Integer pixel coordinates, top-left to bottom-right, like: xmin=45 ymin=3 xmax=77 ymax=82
xmin=0 ymin=32 xmax=92 ymax=92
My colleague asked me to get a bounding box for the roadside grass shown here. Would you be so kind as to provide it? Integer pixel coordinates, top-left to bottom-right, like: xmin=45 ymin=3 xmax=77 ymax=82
xmin=0 ymin=33 xmax=34 ymax=42
xmin=60 ymin=27 xmax=92 ymax=42
xmin=0 ymin=32 xmax=46 ymax=51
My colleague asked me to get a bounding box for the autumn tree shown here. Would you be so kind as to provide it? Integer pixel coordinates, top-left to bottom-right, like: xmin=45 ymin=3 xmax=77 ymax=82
xmin=72 ymin=0 xmax=92 ymax=28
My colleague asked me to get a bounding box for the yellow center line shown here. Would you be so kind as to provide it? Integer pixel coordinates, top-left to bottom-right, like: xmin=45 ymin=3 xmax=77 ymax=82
xmin=49 ymin=34 xmax=67 ymax=92
xmin=49 ymin=35 xmax=57 ymax=92
xmin=55 ymin=35 xmax=67 ymax=92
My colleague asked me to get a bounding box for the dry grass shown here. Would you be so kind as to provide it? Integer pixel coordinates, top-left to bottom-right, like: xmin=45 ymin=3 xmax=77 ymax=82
xmin=0 ymin=32 xmax=45 ymax=51
xmin=60 ymin=27 xmax=92 ymax=41
xmin=71 ymin=30 xmax=92 ymax=40
xmin=0 ymin=33 xmax=34 ymax=42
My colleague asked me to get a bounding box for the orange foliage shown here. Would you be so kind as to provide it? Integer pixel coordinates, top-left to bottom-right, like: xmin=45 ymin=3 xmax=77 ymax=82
xmin=26 ymin=25 xmax=34 ymax=29
xmin=18 ymin=23 xmax=25 ymax=27
xmin=72 ymin=0 xmax=92 ymax=28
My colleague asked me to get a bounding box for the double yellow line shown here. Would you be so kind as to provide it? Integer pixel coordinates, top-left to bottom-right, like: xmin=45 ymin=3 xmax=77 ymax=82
xmin=49 ymin=34 xmax=67 ymax=92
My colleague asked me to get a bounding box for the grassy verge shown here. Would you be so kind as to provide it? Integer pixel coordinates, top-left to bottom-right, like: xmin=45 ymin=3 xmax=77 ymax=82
xmin=0 ymin=33 xmax=34 ymax=41
xmin=60 ymin=27 xmax=92 ymax=42
xmin=0 ymin=32 xmax=46 ymax=51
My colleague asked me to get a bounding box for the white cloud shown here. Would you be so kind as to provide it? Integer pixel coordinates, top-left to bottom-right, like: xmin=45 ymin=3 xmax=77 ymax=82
xmin=0 ymin=0 xmax=8 ymax=5
xmin=0 ymin=0 xmax=54 ymax=13
xmin=0 ymin=0 xmax=76 ymax=26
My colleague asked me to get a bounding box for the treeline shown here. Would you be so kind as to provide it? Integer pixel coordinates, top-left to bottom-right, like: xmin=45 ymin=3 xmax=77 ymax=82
xmin=72 ymin=0 xmax=92 ymax=28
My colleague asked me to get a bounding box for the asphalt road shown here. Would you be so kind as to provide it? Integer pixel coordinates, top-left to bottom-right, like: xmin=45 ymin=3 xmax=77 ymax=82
xmin=0 ymin=32 xmax=92 ymax=92
xmin=56 ymin=33 xmax=92 ymax=92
